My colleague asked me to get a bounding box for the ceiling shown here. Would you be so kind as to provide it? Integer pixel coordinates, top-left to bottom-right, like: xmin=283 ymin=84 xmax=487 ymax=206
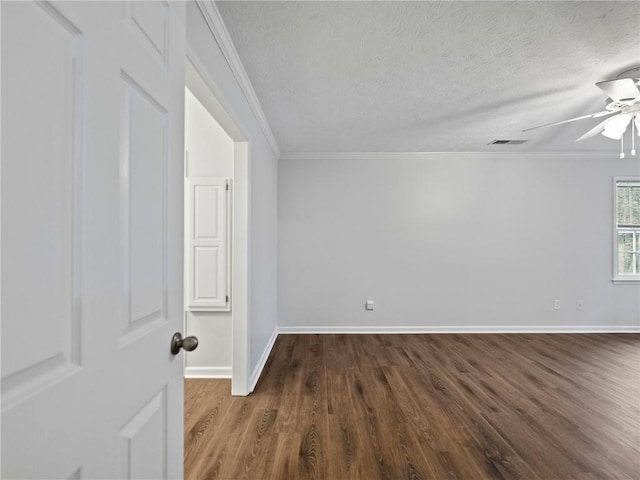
xmin=216 ymin=1 xmax=640 ymax=153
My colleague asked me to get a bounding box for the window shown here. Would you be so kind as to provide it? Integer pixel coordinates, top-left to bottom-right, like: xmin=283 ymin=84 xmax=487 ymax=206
xmin=614 ymin=178 xmax=640 ymax=283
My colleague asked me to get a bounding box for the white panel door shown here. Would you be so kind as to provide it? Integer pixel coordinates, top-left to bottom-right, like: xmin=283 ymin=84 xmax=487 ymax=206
xmin=185 ymin=177 xmax=230 ymax=311
xmin=1 ymin=2 xmax=186 ymax=478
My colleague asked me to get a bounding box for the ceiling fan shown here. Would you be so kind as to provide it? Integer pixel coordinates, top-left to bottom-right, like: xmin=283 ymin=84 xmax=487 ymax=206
xmin=523 ymin=67 xmax=640 ymax=158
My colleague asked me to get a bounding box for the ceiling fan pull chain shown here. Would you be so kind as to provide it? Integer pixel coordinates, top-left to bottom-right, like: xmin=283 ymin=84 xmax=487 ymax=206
xmin=631 ymin=120 xmax=636 ymax=156
xmin=620 ymin=134 xmax=625 ymax=159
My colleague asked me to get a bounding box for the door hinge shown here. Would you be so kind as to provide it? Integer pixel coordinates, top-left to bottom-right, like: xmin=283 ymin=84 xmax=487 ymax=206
xmin=226 ymin=295 xmax=229 ymax=303
xmin=226 ymin=181 xmax=229 ymax=191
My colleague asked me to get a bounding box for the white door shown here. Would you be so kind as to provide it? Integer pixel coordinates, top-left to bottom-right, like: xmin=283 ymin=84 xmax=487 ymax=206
xmin=1 ymin=2 xmax=187 ymax=478
xmin=185 ymin=177 xmax=230 ymax=311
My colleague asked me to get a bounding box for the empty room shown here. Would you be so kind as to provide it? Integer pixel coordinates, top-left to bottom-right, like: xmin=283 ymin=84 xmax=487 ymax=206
xmin=1 ymin=1 xmax=639 ymax=479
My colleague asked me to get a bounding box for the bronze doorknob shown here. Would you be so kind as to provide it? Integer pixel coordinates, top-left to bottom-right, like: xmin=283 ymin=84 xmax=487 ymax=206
xmin=171 ymin=332 xmax=199 ymax=355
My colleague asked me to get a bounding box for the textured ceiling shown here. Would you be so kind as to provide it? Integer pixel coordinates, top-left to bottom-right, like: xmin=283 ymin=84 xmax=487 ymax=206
xmin=216 ymin=1 xmax=640 ymax=153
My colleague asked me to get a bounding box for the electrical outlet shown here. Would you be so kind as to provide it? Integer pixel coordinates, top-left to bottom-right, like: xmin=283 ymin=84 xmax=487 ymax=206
xmin=365 ymin=300 xmax=374 ymax=311
xmin=576 ymin=300 xmax=584 ymax=311
xmin=553 ymin=300 xmax=561 ymax=310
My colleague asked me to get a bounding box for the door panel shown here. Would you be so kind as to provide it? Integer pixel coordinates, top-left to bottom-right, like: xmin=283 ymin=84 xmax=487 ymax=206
xmin=1 ymin=0 xmax=83 ymax=412
xmin=1 ymin=2 xmax=186 ymax=478
xmin=119 ymin=387 xmax=168 ymax=480
xmin=120 ymin=73 xmax=168 ymax=345
xmin=126 ymin=1 xmax=169 ymax=65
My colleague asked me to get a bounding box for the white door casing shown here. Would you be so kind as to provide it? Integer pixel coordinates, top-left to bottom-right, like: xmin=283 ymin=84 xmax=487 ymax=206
xmin=185 ymin=177 xmax=230 ymax=311
xmin=184 ymin=56 xmax=251 ymax=395
xmin=1 ymin=2 xmax=186 ymax=478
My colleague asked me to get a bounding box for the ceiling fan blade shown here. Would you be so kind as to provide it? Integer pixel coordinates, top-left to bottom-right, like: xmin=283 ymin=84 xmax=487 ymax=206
xmin=575 ymin=116 xmax=618 ymax=142
xmin=596 ymin=78 xmax=640 ymax=102
xmin=522 ymin=110 xmax=614 ymax=133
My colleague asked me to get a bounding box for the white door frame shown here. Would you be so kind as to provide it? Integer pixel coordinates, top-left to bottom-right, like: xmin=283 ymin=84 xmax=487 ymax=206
xmin=185 ymin=53 xmax=251 ymax=396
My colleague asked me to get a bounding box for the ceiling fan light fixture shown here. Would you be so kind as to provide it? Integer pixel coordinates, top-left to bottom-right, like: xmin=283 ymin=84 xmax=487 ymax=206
xmin=602 ymin=129 xmax=624 ymax=140
xmin=602 ymin=114 xmax=633 ymax=140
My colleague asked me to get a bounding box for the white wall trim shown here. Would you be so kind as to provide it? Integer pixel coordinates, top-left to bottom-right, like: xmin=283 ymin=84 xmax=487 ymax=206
xmin=278 ymin=151 xmax=613 ymax=162
xmin=249 ymin=327 xmax=279 ymax=393
xmin=194 ymin=0 xmax=280 ymax=158
xmin=277 ymin=325 xmax=640 ymax=334
xmin=184 ymin=366 xmax=232 ymax=379
xmin=204 ymin=324 xmax=639 ymax=384
xmin=232 ymin=141 xmax=251 ymax=397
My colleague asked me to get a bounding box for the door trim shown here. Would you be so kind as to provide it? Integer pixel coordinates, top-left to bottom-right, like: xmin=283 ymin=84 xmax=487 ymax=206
xmin=185 ymin=53 xmax=251 ymax=395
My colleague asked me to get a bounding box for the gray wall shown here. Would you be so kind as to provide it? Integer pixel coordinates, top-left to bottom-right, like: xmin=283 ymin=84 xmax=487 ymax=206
xmin=278 ymin=153 xmax=639 ymax=331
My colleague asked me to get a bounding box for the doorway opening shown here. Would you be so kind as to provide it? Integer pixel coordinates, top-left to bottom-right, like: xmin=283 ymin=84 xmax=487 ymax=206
xmin=184 ymin=58 xmax=250 ymax=396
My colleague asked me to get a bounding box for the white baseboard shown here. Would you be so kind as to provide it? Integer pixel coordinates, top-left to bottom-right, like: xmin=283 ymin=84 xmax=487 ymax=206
xmin=184 ymin=366 xmax=232 ymax=379
xmin=185 ymin=325 xmax=639 ymax=382
xmin=249 ymin=328 xmax=279 ymax=393
xmin=277 ymin=325 xmax=640 ymax=334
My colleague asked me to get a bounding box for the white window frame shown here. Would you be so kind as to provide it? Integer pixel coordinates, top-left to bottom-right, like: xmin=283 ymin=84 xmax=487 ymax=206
xmin=613 ymin=177 xmax=640 ymax=284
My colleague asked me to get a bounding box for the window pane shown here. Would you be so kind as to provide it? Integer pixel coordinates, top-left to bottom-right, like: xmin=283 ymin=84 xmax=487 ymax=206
xmin=615 ymin=182 xmax=640 ymax=278
xmin=617 ymin=187 xmax=630 ymax=225
xmin=618 ymin=233 xmax=634 ymax=252
xmin=631 ymin=187 xmax=640 ymax=207
xmin=619 ymin=253 xmax=634 ymax=274
xmin=632 ymin=187 xmax=640 ymax=225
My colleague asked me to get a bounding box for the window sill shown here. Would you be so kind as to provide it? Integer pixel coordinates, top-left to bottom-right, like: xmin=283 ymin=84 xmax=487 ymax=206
xmin=612 ymin=277 xmax=640 ymax=285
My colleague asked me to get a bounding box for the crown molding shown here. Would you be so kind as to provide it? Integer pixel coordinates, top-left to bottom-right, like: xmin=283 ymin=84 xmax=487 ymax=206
xmin=195 ymin=0 xmax=280 ymax=158
xmin=278 ymin=151 xmax=623 ymax=161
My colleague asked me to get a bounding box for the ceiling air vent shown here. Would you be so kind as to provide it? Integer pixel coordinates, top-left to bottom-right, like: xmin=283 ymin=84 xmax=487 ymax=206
xmin=488 ymin=139 xmax=527 ymax=145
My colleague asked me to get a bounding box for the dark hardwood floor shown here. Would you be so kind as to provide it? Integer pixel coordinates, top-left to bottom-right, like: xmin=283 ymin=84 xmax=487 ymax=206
xmin=185 ymin=334 xmax=640 ymax=479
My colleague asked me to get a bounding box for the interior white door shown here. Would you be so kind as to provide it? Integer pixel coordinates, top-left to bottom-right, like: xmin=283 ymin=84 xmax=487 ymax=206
xmin=1 ymin=2 xmax=186 ymax=478
xmin=185 ymin=177 xmax=230 ymax=311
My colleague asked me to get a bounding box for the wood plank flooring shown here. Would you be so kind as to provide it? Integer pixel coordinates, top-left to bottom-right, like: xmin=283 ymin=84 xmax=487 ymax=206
xmin=185 ymin=334 xmax=640 ymax=479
